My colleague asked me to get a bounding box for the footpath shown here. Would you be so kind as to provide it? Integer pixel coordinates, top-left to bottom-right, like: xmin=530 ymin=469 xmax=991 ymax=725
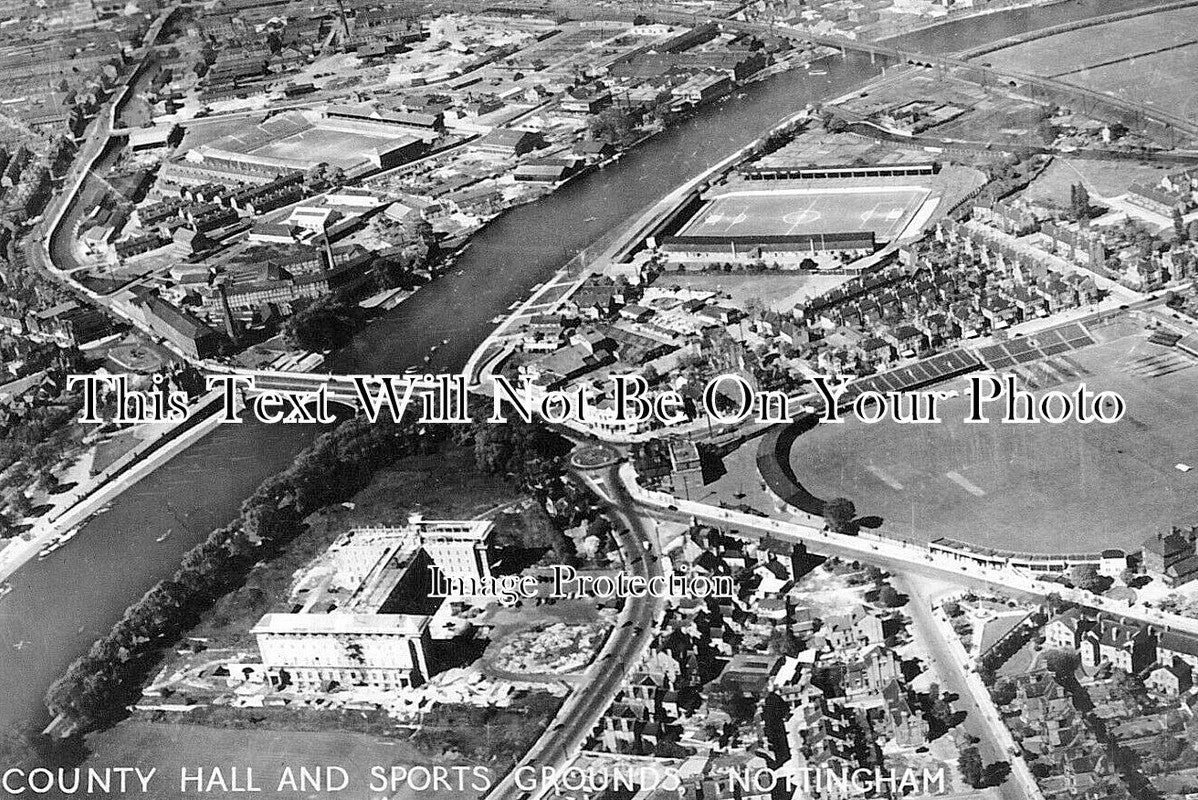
xmin=0 ymin=390 xmax=224 ymax=584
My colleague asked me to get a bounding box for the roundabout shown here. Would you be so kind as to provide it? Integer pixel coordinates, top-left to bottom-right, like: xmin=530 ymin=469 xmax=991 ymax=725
xmin=570 ymin=444 xmax=621 ymax=471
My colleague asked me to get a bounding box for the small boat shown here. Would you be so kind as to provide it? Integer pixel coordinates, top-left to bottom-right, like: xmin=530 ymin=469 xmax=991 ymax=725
xmin=0 ymin=583 xmax=12 ymax=600
xmin=441 ymin=338 xmax=449 ymax=345
xmin=404 ymin=365 xmax=420 ymax=375
xmin=422 ymin=355 xmax=431 ymax=363
xmin=429 ymin=344 xmax=438 ymax=353
xmin=38 ymin=525 xmax=82 ymax=560
xmin=156 ymin=529 xmax=172 ymax=543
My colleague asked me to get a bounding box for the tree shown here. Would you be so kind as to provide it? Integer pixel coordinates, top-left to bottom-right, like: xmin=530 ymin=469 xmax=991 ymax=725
xmin=991 ymin=678 xmax=1017 ymax=706
xmin=822 ymin=497 xmax=857 ymax=534
xmin=588 ymin=107 xmax=636 ymax=144
xmin=6 ymin=490 xmax=33 ymax=520
xmin=1044 ymin=648 xmax=1080 ymax=677
xmin=1154 ymin=734 xmax=1184 ymax=763
xmin=982 ymin=761 xmax=1011 ymax=787
xmin=878 ymin=584 xmax=904 ymax=608
xmin=283 ymin=297 xmax=357 ymax=352
xmin=1174 ymin=207 xmax=1187 ymax=241
xmin=959 ymin=746 xmax=985 ymax=788
xmin=1070 ymin=183 xmax=1091 ymax=221
xmin=1069 ymin=564 xmax=1110 ymax=594
xmin=821 ymin=112 xmax=847 ymax=133
xmin=943 ymin=600 xmax=962 ymax=617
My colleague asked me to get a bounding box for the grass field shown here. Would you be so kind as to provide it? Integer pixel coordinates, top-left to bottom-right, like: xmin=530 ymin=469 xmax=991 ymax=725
xmin=980 ymin=7 xmax=1198 ymax=77
xmin=790 ymin=319 xmax=1198 ymax=552
xmin=250 ymin=127 xmax=402 ymax=170
xmin=1067 ymin=44 xmax=1198 ymax=123
xmin=680 ymin=187 xmax=928 ymax=242
xmin=1021 ymin=158 xmax=1178 ymax=205
xmin=87 ymin=723 xmax=480 ymax=800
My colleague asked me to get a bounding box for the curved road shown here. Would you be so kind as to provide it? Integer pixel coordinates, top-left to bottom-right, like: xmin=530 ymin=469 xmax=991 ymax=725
xmin=486 ymin=462 xmax=666 ymax=800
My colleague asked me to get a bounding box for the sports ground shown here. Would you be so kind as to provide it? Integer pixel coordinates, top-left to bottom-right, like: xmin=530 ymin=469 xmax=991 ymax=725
xmin=249 ymin=127 xmax=402 ymax=170
xmin=678 ymin=187 xmax=929 ymax=243
xmin=789 ymin=319 xmax=1198 ymax=553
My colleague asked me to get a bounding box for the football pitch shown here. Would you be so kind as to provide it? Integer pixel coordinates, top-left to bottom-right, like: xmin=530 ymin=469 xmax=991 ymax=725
xmin=789 ymin=324 xmax=1198 ymax=552
xmin=679 ymin=187 xmax=929 ymax=242
xmin=250 ymin=127 xmax=398 ymax=170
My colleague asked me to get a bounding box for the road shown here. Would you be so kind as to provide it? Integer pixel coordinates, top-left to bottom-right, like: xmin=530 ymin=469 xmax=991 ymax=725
xmin=483 ymin=461 xmax=667 ymax=800
xmin=619 ymin=461 xmax=1198 ymax=638
xmin=618 ymin=468 xmax=1046 ymax=799
xmin=900 ymin=576 xmax=1041 ymax=800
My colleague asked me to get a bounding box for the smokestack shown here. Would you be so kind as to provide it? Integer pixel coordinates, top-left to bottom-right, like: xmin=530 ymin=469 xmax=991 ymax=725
xmin=217 ymin=281 xmax=239 ymax=343
xmin=321 ymin=233 xmax=335 ymax=272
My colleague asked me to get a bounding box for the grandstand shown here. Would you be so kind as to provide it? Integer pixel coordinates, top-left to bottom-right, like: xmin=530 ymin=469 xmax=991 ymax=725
xmin=841 ymin=349 xmax=982 ymax=404
xmin=976 ymin=322 xmax=1095 ymax=370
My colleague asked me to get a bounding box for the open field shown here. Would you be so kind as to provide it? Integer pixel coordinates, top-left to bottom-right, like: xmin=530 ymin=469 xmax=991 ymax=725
xmin=1067 ymin=45 xmax=1198 ymax=123
xmin=790 ymin=319 xmax=1198 ymax=552
xmin=930 ymin=98 xmax=1045 ymax=144
xmin=1021 ymin=157 xmax=1180 ymax=205
xmin=250 ymin=126 xmax=402 ymax=170
xmin=680 ymin=187 xmax=928 ymax=242
xmin=87 ymin=722 xmax=481 ymax=800
xmin=655 ymin=271 xmax=853 ymax=313
xmin=980 ymin=6 xmax=1198 ymax=77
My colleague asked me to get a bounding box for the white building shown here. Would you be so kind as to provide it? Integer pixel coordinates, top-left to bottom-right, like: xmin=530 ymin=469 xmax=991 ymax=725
xmin=252 ymin=518 xmax=493 ymax=692
xmin=252 ymin=613 xmax=432 ymax=691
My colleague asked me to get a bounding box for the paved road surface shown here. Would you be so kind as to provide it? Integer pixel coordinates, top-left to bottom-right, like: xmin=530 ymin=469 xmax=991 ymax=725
xmin=901 ymin=575 xmax=1038 ymax=800
xmin=484 ymin=463 xmax=666 ymax=800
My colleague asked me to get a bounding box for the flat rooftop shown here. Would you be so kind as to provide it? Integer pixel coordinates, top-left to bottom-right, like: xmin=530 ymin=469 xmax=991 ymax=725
xmin=252 ymin=612 xmax=430 ymax=636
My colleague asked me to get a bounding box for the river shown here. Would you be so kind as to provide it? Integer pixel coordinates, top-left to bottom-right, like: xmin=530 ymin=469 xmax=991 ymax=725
xmin=0 ymin=0 xmax=1158 ymax=741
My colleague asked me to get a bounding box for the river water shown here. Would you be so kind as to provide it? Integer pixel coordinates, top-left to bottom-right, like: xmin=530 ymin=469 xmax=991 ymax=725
xmin=0 ymin=0 xmax=1154 ymax=738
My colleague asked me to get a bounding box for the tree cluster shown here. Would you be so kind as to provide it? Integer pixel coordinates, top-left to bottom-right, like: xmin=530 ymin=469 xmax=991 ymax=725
xmin=45 ymin=415 xmax=450 ymax=730
xmin=282 ymin=296 xmax=359 ymax=352
xmin=45 ymin=405 xmax=575 ymax=733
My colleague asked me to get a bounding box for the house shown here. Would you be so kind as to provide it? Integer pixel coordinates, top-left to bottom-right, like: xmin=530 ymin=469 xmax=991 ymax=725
xmin=1141 ymin=528 xmax=1198 ymax=587
xmin=884 ymin=324 xmax=925 ymax=356
xmin=1079 ymin=620 xmax=1156 ymax=673
xmin=1044 ymin=609 xmax=1095 ymax=651
xmin=1146 ymin=663 xmax=1192 ymax=695
xmin=1159 ymin=630 xmax=1198 ymax=671
xmin=823 ymin=606 xmax=884 ymax=649
xmin=858 ymin=337 xmax=893 ymax=365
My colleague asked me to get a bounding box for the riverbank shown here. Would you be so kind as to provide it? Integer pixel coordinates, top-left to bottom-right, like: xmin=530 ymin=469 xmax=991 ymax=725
xmin=4 ymin=0 xmax=1110 ymax=736
xmin=0 ymin=391 xmax=224 ymax=586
